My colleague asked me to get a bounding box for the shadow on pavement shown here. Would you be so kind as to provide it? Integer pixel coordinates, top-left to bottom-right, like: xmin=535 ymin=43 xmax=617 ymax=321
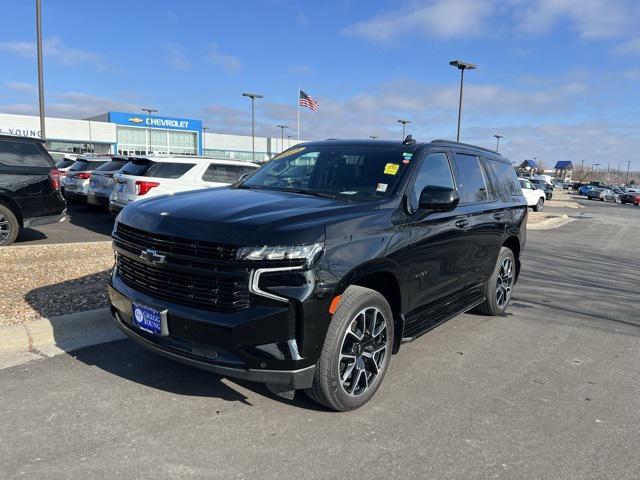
xmin=15 ymin=228 xmax=47 ymax=243
xmin=65 ymin=203 xmax=115 ymax=237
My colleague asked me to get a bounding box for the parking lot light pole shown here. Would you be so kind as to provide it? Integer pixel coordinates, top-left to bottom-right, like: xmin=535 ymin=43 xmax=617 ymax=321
xmin=141 ymin=108 xmax=157 ymax=155
xmin=627 ymin=160 xmax=631 ymax=184
xmin=35 ymin=0 xmax=46 ymax=140
xmin=397 ymin=120 xmax=411 ymax=139
xmin=449 ymin=60 xmax=476 ymax=142
xmin=494 ymin=134 xmax=503 ymax=152
xmin=276 ymin=125 xmax=288 ymax=153
xmin=242 ymin=93 xmax=263 ymax=162
xmin=593 ymin=163 xmax=600 ymax=178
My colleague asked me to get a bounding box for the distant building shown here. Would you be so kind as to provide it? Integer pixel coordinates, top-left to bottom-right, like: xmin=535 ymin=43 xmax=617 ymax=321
xmin=516 ymin=159 xmax=539 ymax=178
xmin=0 ymin=112 xmax=303 ymax=162
xmin=554 ymin=161 xmax=573 ymax=182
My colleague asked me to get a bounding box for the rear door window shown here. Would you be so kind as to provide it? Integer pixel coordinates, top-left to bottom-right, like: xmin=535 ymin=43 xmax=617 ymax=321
xmin=202 ymin=164 xmax=258 ymax=183
xmin=453 ymin=152 xmax=489 ymax=203
xmin=0 ymin=139 xmax=52 ymax=167
xmin=144 ymin=162 xmax=196 ymax=179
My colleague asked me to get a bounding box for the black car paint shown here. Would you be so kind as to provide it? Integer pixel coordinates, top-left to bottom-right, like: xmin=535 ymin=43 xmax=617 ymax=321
xmin=109 ymin=140 xmax=527 ymax=389
xmin=0 ymin=135 xmax=66 ymax=229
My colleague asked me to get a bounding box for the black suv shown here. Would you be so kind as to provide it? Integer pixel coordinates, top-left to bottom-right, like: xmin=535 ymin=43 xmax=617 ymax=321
xmin=0 ymin=134 xmax=66 ymax=246
xmin=109 ymin=139 xmax=527 ymax=411
xmin=530 ymin=179 xmax=553 ymax=200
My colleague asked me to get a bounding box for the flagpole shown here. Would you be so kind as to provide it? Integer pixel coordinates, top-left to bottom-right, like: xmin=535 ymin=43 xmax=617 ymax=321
xmin=297 ymin=86 xmax=300 ymax=142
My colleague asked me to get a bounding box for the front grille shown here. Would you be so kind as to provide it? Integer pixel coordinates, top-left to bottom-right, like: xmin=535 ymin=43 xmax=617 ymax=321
xmin=115 ymin=223 xmax=237 ymax=262
xmin=114 ymin=223 xmax=250 ymax=313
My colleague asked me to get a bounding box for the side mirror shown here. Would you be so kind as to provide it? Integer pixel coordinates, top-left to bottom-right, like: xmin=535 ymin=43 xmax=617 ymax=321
xmin=418 ymin=186 xmax=460 ymax=212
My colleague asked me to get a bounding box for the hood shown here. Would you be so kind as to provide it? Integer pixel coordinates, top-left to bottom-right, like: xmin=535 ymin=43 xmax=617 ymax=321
xmin=117 ymin=186 xmax=380 ymax=246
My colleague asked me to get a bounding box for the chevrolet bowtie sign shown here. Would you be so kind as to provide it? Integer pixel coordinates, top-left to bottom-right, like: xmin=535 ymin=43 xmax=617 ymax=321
xmin=109 ymin=112 xmax=199 ymax=132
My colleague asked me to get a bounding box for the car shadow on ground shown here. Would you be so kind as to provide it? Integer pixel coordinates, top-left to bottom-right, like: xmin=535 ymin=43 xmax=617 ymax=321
xmin=65 ymin=202 xmax=115 ymax=237
xmin=69 ymin=338 xmax=327 ymax=410
xmin=15 ymin=228 xmax=47 ymax=243
xmin=24 ymin=271 xmax=327 ymax=411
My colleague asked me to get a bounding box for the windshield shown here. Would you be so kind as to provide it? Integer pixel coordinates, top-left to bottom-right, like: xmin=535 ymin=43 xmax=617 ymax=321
xmin=240 ymin=145 xmax=415 ymax=200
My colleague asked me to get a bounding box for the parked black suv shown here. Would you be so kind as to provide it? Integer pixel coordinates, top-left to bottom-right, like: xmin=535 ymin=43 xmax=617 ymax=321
xmin=531 ymin=179 xmax=553 ymax=200
xmin=108 ymin=139 xmax=527 ymax=411
xmin=0 ymin=134 xmax=66 ymax=246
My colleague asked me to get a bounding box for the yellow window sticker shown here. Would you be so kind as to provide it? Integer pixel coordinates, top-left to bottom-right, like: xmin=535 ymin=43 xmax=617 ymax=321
xmin=273 ymin=146 xmax=305 ymax=160
xmin=384 ymin=163 xmax=400 ymax=175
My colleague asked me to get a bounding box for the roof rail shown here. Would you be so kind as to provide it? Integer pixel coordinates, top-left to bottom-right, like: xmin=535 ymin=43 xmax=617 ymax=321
xmin=430 ymin=139 xmax=502 ymax=156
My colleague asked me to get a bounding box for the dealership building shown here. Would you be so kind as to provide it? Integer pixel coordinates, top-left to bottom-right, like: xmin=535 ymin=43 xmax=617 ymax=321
xmin=0 ymin=111 xmax=300 ymax=161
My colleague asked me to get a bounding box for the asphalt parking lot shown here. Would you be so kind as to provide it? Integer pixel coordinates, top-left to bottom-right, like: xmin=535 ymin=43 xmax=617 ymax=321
xmin=1 ymin=197 xmax=639 ymax=479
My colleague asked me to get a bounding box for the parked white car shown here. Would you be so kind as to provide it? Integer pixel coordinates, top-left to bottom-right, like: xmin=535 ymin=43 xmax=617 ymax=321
xmin=109 ymin=155 xmax=259 ymax=215
xmin=519 ymin=178 xmax=546 ymax=212
xmin=61 ymin=155 xmax=110 ymax=202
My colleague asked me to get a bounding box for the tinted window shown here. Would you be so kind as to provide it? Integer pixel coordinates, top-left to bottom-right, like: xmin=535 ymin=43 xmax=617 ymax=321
xmin=0 ymin=139 xmax=51 ymax=167
xmin=95 ymin=159 xmax=127 ymax=172
xmin=203 ymin=164 xmax=258 ymax=183
xmin=454 ymin=153 xmax=489 ymax=203
xmin=410 ymin=152 xmax=454 ymax=209
xmin=68 ymin=160 xmax=107 ymax=172
xmin=144 ymin=162 xmax=195 ymax=179
xmin=242 ymin=145 xmax=414 ymax=200
xmin=489 ymin=159 xmax=521 ymax=197
xmin=120 ymin=160 xmax=153 ymax=176
xmin=56 ymin=159 xmax=75 ymax=169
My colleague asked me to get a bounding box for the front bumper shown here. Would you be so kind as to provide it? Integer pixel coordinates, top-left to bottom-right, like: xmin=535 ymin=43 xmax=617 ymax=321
xmin=108 ymin=274 xmax=319 ymax=389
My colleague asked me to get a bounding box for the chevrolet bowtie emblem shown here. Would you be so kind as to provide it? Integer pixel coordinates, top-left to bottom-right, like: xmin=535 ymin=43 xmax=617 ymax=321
xmin=140 ymin=248 xmax=166 ymax=265
xmin=128 ymin=116 xmax=144 ymax=124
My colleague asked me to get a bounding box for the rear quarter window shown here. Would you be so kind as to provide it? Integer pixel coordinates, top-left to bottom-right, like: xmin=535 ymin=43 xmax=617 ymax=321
xmin=488 ymin=159 xmax=522 ymax=197
xmin=0 ymin=139 xmax=52 ymax=167
xmin=203 ymin=164 xmax=258 ymax=183
xmin=120 ymin=160 xmax=153 ymax=176
xmin=144 ymin=162 xmax=196 ymax=179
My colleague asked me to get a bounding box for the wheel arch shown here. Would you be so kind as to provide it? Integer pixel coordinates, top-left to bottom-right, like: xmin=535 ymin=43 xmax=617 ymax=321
xmin=503 ymin=235 xmax=521 ymax=282
xmin=0 ymin=195 xmax=24 ymax=227
xmin=335 ymin=263 xmax=405 ymax=354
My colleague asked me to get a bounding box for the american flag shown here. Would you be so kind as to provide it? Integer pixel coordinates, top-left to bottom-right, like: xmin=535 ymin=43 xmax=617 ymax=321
xmin=299 ymin=90 xmax=319 ymax=111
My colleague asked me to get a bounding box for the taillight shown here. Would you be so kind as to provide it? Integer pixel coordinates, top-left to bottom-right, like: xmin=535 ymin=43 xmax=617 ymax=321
xmin=49 ymin=168 xmax=61 ymax=191
xmin=73 ymin=172 xmax=92 ymax=180
xmin=135 ymin=180 xmax=160 ymax=195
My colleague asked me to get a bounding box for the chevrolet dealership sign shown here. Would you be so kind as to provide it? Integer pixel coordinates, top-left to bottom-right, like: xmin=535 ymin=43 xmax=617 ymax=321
xmin=109 ymin=112 xmax=200 ymax=132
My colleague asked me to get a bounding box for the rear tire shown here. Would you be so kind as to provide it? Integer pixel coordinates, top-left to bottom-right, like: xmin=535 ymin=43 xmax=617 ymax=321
xmin=475 ymin=247 xmax=516 ymax=316
xmin=305 ymin=285 xmax=394 ymax=411
xmin=0 ymin=203 xmax=19 ymax=247
xmin=533 ymin=198 xmax=544 ymax=212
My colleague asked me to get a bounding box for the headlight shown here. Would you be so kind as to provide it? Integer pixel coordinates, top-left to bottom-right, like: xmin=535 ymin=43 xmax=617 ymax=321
xmin=237 ymin=243 xmax=323 ymax=264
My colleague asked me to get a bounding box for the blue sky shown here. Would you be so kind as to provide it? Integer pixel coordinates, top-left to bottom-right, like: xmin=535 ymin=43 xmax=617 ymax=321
xmin=1 ymin=0 xmax=640 ymax=169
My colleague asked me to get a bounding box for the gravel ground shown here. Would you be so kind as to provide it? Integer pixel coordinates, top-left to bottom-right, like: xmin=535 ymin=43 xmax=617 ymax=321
xmin=0 ymin=242 xmax=113 ymax=325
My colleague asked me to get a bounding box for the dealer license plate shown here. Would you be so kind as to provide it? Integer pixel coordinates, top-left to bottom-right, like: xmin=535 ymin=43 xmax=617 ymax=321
xmin=132 ymin=304 xmax=164 ymax=336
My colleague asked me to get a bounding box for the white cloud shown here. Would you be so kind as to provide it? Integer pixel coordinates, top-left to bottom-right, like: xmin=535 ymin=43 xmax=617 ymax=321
xmin=288 ymin=64 xmax=313 ymax=74
xmin=612 ymin=38 xmax=640 ymax=55
xmin=0 ymin=36 xmax=109 ymax=69
xmin=295 ymin=13 xmax=309 ymax=27
xmin=164 ymin=43 xmax=192 ymax=70
xmin=204 ymin=43 xmax=242 ymax=72
xmin=516 ymin=0 xmax=638 ymax=39
xmin=5 ymin=81 xmax=37 ymax=94
xmin=0 ymin=92 xmax=140 ymax=118
xmin=343 ymin=0 xmax=495 ymax=42
xmin=343 ymin=0 xmax=640 ymax=44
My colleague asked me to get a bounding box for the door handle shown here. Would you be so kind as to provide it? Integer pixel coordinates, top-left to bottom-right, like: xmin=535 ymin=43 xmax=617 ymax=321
xmin=455 ymin=219 xmax=468 ymax=228
xmin=493 ymin=212 xmax=504 ymax=220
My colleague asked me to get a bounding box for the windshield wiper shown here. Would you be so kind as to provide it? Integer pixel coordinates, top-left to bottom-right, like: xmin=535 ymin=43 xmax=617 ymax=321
xmin=277 ymin=187 xmax=336 ymax=199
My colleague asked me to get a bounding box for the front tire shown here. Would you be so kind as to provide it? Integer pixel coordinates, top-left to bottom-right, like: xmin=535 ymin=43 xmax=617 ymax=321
xmin=0 ymin=204 xmax=19 ymax=247
xmin=476 ymin=247 xmax=515 ymax=316
xmin=533 ymin=198 xmax=544 ymax=212
xmin=306 ymin=286 xmax=394 ymax=411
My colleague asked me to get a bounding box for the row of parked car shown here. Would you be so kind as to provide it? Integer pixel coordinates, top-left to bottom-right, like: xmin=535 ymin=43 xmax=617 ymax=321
xmin=57 ymin=154 xmax=260 ymax=214
xmin=576 ymin=183 xmax=640 ymax=205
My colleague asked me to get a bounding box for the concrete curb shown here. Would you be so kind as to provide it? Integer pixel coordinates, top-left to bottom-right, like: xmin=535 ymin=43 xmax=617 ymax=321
xmin=0 ymin=308 xmax=124 ymax=369
xmin=527 ymin=214 xmax=574 ymax=230
xmin=7 ymin=240 xmax=112 ymax=249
